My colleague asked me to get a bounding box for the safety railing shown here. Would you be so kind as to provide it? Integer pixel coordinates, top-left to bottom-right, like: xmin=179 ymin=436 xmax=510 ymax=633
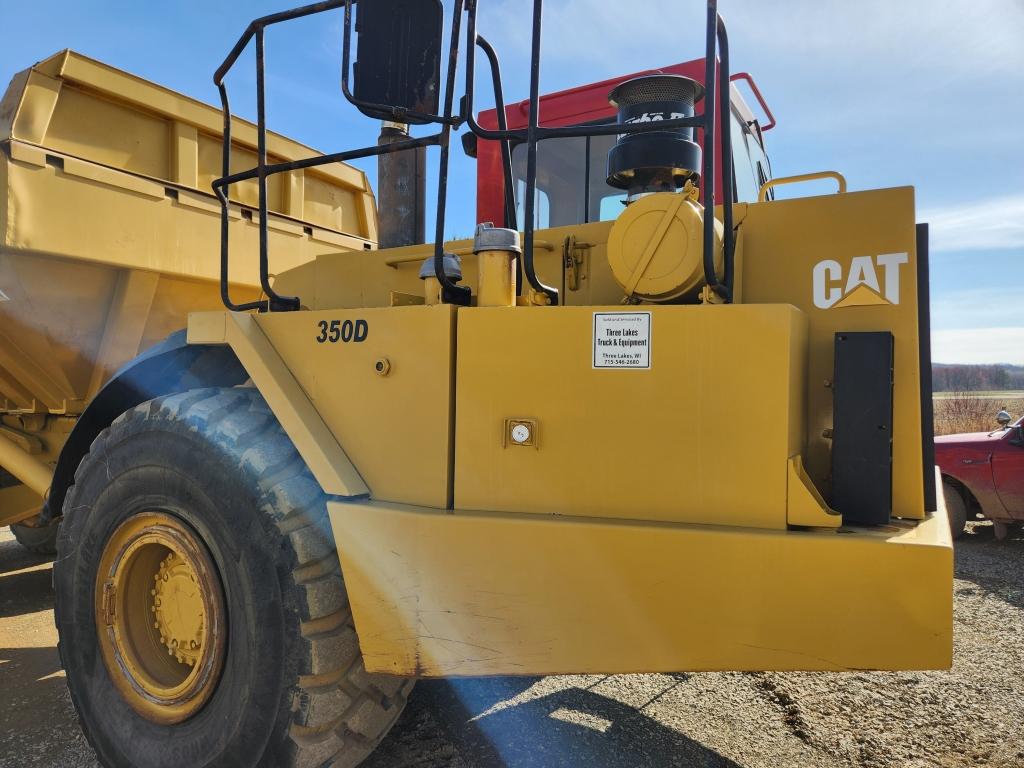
xmin=212 ymin=0 xmax=736 ymax=310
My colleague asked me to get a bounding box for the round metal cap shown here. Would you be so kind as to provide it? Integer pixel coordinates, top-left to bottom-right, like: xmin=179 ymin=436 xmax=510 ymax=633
xmin=419 ymin=253 xmax=463 ymax=281
xmin=609 ymin=74 xmax=704 ymax=109
xmin=473 ymin=222 xmax=522 ymax=254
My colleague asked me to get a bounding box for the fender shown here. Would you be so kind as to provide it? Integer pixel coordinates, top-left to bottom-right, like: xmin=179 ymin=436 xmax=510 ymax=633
xmin=186 ymin=312 xmax=368 ymax=498
xmin=940 ymin=468 xmax=1007 ymax=523
xmin=43 ymin=330 xmax=248 ymax=522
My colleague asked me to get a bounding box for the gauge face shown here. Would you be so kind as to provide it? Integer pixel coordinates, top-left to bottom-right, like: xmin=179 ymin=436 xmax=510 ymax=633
xmin=510 ymin=424 xmax=531 ymax=444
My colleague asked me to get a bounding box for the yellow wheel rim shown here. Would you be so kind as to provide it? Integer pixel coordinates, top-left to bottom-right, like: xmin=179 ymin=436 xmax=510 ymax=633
xmin=95 ymin=512 xmax=226 ymax=725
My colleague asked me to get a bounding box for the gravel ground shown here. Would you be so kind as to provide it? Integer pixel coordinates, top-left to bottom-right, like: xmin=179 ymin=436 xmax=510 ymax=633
xmin=1 ymin=521 xmax=1021 ymax=768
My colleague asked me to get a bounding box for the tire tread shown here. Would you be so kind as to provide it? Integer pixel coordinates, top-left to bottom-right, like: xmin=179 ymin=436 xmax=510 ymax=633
xmin=57 ymin=386 xmax=411 ymax=768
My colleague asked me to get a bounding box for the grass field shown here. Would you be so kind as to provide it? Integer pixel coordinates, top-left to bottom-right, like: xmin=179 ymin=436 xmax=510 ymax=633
xmin=933 ymin=390 xmax=1024 ymax=401
xmin=932 ymin=393 xmax=1024 ymax=436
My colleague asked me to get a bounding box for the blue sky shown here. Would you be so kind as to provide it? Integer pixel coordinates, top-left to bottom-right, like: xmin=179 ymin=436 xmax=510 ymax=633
xmin=1 ymin=1 xmax=1021 ymax=364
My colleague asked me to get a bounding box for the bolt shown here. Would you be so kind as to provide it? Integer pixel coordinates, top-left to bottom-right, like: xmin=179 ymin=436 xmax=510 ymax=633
xmin=154 ymin=598 xmax=161 ymax=607
xmin=190 ymin=640 xmax=198 ymax=650
xmin=159 ymin=635 xmax=166 ymax=644
xmin=171 ymin=639 xmax=178 ymax=648
xmin=168 ymin=648 xmax=174 ymax=656
xmin=151 ymin=605 xmax=156 ymax=613
xmin=154 ymin=621 xmax=159 ymax=629
xmin=150 ymin=589 xmax=156 ymax=596
xmin=176 ymin=653 xmax=183 ymax=663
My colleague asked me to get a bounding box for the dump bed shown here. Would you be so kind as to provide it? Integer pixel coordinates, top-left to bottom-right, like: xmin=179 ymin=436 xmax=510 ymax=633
xmin=0 ymin=50 xmax=377 ymax=415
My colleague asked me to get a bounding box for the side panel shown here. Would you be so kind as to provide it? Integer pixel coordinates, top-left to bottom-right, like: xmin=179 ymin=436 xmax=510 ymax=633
xmin=329 ymin=488 xmax=953 ymax=676
xmin=455 ymin=304 xmax=807 ymax=529
xmin=255 ymin=305 xmax=455 ymax=509
xmin=740 ymin=187 xmax=924 ymax=520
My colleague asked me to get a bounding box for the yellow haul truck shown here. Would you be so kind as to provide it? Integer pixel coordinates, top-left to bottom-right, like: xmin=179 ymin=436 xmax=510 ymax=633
xmin=0 ymin=50 xmax=376 ymax=552
xmin=40 ymin=2 xmax=950 ymax=767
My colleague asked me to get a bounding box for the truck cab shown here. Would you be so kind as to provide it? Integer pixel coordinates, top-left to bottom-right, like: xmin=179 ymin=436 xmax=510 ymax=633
xmin=936 ymin=413 xmax=1024 ymax=539
xmin=474 ymin=58 xmax=775 ymax=229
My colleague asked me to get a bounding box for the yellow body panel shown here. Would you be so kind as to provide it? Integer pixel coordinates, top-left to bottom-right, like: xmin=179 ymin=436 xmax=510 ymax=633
xmin=455 ymin=304 xmax=806 ymax=528
xmin=183 ymin=185 xmax=947 ymax=674
xmin=330 ymin=478 xmax=952 ymax=676
xmin=187 ymin=312 xmax=369 ymax=499
xmin=254 ymin=305 xmax=456 ymax=508
xmin=0 ymin=51 xmax=377 ymax=511
xmin=1 ymin=50 xmax=376 ymax=238
xmin=186 ymin=177 xmax=953 ymax=677
xmin=739 ymin=187 xmax=924 ymax=519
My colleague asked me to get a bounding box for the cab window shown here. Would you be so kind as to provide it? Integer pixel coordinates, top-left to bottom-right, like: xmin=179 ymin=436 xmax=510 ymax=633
xmin=512 ymin=131 xmax=625 ymax=229
xmin=511 ymin=106 xmax=771 ymax=227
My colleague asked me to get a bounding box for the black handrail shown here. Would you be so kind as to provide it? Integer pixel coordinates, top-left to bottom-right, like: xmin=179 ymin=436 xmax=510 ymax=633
xmin=717 ymin=13 xmax=735 ymax=296
xmin=429 ymin=0 xmax=473 ymax=304
xmin=213 ymin=0 xmax=349 ymax=312
xmin=212 ymin=0 xmax=737 ymax=312
xmin=463 ymin=0 xmax=736 ymax=304
xmin=474 ymin=35 xmax=516 ymax=230
xmin=212 ymin=0 xmax=467 ymax=311
xmin=520 ymin=0 xmax=560 ymax=304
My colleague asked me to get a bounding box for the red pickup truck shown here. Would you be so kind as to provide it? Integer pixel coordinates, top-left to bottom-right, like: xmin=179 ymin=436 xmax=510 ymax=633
xmin=936 ymin=411 xmax=1024 ymax=540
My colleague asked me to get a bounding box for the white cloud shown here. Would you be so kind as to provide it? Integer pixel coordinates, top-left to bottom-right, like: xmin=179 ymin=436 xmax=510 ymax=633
xmin=932 ymin=327 xmax=1024 ymax=365
xmin=921 ymin=195 xmax=1024 ymax=252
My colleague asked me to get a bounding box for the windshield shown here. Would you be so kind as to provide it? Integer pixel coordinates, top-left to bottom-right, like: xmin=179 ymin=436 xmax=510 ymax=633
xmin=511 ymin=107 xmax=771 ymax=228
xmin=511 ymin=131 xmax=627 ymax=229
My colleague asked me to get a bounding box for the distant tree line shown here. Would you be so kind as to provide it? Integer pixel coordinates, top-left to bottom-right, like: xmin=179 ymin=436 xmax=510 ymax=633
xmin=932 ymin=364 xmax=1024 ymax=392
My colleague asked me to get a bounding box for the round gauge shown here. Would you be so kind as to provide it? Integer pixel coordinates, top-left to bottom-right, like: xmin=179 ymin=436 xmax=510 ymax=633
xmin=510 ymin=424 xmax=531 ymax=444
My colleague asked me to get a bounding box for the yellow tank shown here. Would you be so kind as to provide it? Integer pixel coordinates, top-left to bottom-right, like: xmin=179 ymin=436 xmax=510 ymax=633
xmin=0 ymin=50 xmax=378 ymax=532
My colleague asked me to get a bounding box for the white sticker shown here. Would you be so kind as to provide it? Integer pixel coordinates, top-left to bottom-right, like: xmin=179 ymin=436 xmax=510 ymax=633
xmin=593 ymin=312 xmax=651 ymax=369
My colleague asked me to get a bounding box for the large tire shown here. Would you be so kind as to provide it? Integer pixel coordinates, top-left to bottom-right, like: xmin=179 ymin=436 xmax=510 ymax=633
xmin=10 ymin=516 xmax=59 ymax=554
xmin=54 ymin=387 xmax=413 ymax=768
xmin=942 ymin=480 xmax=968 ymax=540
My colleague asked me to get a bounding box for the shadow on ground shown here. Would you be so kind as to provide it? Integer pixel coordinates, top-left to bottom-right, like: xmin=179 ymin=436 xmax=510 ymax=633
xmin=368 ymin=675 xmax=739 ymax=768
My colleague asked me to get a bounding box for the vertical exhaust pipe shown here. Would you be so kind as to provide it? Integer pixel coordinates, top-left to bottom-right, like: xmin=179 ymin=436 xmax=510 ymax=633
xmin=377 ymin=121 xmax=427 ymax=248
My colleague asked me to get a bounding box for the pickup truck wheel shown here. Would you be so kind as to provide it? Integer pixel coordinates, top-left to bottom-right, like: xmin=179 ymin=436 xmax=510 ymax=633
xmin=54 ymin=387 xmax=413 ymax=768
xmin=942 ymin=480 xmax=967 ymax=540
xmin=10 ymin=516 xmax=59 ymax=554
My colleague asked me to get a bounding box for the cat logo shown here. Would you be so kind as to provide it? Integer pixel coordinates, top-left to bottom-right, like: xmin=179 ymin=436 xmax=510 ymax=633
xmin=812 ymin=253 xmax=908 ymax=309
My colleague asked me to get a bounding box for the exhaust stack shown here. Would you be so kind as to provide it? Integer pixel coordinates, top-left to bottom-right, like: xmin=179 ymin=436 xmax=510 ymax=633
xmin=377 ymin=121 xmax=427 ymax=248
